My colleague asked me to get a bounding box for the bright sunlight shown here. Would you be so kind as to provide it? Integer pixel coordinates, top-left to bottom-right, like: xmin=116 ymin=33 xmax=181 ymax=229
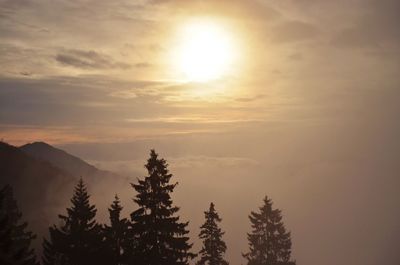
xmin=174 ymin=20 xmax=238 ymax=82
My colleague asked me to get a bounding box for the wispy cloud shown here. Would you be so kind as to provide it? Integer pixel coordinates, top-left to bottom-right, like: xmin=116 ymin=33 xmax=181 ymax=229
xmin=56 ymin=49 xmax=131 ymax=69
xmin=271 ymin=20 xmax=320 ymax=43
xmin=0 ymin=125 xmax=90 ymax=146
xmin=331 ymin=0 xmax=400 ymax=49
xmin=89 ymin=155 xmax=259 ymax=176
xmin=125 ymin=116 xmax=264 ymax=124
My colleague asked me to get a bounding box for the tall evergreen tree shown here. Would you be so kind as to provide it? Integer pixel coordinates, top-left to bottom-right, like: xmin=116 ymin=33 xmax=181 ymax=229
xmin=0 ymin=185 xmax=38 ymax=265
xmin=243 ymin=196 xmax=295 ymax=265
xmin=103 ymin=195 xmax=131 ymax=265
xmin=42 ymin=178 xmax=103 ymax=265
xmin=130 ymin=150 xmax=196 ymax=265
xmin=196 ymin=203 xmax=228 ymax=265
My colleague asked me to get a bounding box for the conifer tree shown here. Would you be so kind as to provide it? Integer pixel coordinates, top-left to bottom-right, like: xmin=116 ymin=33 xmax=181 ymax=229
xmin=196 ymin=202 xmax=228 ymax=265
xmin=0 ymin=185 xmax=38 ymax=265
xmin=130 ymin=150 xmax=196 ymax=265
xmin=243 ymin=196 xmax=295 ymax=265
xmin=103 ymin=195 xmax=131 ymax=265
xmin=42 ymin=178 xmax=103 ymax=265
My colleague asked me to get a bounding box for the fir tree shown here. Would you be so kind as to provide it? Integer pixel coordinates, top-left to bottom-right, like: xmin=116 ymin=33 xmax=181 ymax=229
xmin=103 ymin=195 xmax=131 ymax=265
xmin=0 ymin=185 xmax=38 ymax=265
xmin=243 ymin=196 xmax=295 ymax=265
xmin=196 ymin=203 xmax=228 ymax=265
xmin=130 ymin=150 xmax=196 ymax=265
xmin=42 ymin=178 xmax=103 ymax=265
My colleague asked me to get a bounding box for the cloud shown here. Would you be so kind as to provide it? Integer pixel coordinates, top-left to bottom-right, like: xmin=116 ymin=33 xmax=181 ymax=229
xmin=331 ymin=0 xmax=400 ymax=49
xmin=0 ymin=124 xmax=89 ymax=146
xmin=0 ymin=75 xmax=138 ymax=126
xmin=125 ymin=116 xmax=264 ymax=124
xmin=0 ymin=0 xmax=34 ymax=13
xmin=109 ymin=90 xmax=138 ymax=99
xmin=171 ymin=156 xmax=260 ymax=169
xmin=149 ymin=0 xmax=280 ymax=21
xmin=88 ymin=155 xmax=258 ymax=176
xmin=134 ymin=62 xmax=152 ymax=68
xmin=55 ymin=49 xmax=131 ymax=69
xmin=235 ymin=94 xmax=266 ymax=103
xmin=271 ymin=20 xmax=319 ymax=43
xmin=19 ymin=71 xmax=32 ymax=76
xmin=332 ymin=28 xmax=378 ymax=48
xmin=0 ymin=75 xmax=265 ymax=146
xmin=288 ymin=52 xmax=303 ymax=61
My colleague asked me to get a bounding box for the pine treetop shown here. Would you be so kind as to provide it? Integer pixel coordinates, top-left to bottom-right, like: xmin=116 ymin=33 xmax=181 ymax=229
xmin=199 ymin=203 xmax=224 ymax=240
xmin=130 ymin=150 xmax=195 ymax=265
xmin=244 ymin=196 xmax=294 ymax=265
xmin=197 ymin=202 xmax=228 ymax=265
xmin=132 ymin=150 xmax=180 ymax=218
xmin=59 ymin=177 xmax=97 ymax=232
xmin=42 ymin=178 xmax=103 ymax=265
xmin=108 ymin=194 xmax=124 ymax=226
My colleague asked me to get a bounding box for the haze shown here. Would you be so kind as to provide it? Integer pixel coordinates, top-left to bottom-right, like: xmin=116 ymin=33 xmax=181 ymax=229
xmin=0 ymin=0 xmax=399 ymax=264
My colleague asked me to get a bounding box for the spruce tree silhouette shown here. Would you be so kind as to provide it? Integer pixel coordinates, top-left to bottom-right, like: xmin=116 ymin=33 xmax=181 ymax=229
xmin=103 ymin=195 xmax=131 ymax=265
xmin=196 ymin=202 xmax=229 ymax=265
xmin=0 ymin=185 xmax=38 ymax=265
xmin=130 ymin=150 xmax=196 ymax=265
xmin=42 ymin=178 xmax=103 ymax=265
xmin=243 ymin=196 xmax=295 ymax=265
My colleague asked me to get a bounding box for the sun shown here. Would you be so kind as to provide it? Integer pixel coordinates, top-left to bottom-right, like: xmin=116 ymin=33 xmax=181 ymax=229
xmin=174 ymin=20 xmax=237 ymax=82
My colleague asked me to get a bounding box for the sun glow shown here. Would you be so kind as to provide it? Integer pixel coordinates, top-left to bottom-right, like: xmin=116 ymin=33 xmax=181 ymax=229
xmin=174 ymin=20 xmax=238 ymax=82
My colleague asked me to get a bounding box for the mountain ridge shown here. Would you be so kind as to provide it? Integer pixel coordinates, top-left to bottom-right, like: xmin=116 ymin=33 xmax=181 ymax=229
xmin=0 ymin=141 xmax=77 ymax=245
xmin=20 ymin=141 xmax=117 ymax=179
xmin=0 ymin=141 xmax=132 ymax=253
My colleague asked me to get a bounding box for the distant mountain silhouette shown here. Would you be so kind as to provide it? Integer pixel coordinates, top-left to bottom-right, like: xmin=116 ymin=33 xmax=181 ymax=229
xmin=0 ymin=141 xmax=76 ymax=248
xmin=20 ymin=141 xmax=117 ymax=179
xmin=0 ymin=141 xmax=75 ymax=201
xmin=0 ymin=141 xmax=130 ymax=253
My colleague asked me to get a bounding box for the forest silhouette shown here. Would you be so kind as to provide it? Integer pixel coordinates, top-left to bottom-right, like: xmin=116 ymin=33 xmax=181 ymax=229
xmin=0 ymin=149 xmax=295 ymax=265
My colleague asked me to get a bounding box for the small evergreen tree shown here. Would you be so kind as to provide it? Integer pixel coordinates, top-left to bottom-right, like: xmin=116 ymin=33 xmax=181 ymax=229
xmin=42 ymin=178 xmax=103 ymax=265
xmin=130 ymin=150 xmax=196 ymax=265
xmin=0 ymin=185 xmax=38 ymax=265
xmin=196 ymin=202 xmax=228 ymax=265
xmin=243 ymin=196 xmax=295 ymax=265
xmin=103 ymin=195 xmax=131 ymax=265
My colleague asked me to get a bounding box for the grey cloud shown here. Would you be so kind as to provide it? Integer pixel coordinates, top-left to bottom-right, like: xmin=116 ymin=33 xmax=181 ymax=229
xmin=332 ymin=27 xmax=380 ymax=48
xmin=19 ymin=71 xmax=32 ymax=76
xmin=149 ymin=0 xmax=280 ymax=21
xmin=235 ymin=94 xmax=266 ymax=102
xmin=0 ymin=44 xmax=52 ymax=77
xmin=271 ymin=20 xmax=319 ymax=43
xmin=288 ymin=52 xmax=303 ymax=61
xmin=0 ymin=75 xmax=251 ymax=131
xmin=331 ymin=0 xmax=400 ymax=49
xmin=0 ymin=76 xmax=164 ymax=126
xmin=0 ymin=0 xmax=34 ymax=11
xmin=55 ymin=49 xmax=130 ymax=69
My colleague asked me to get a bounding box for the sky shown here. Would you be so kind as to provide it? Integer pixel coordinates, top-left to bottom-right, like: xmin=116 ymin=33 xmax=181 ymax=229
xmin=1 ymin=0 xmax=400 ymax=264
